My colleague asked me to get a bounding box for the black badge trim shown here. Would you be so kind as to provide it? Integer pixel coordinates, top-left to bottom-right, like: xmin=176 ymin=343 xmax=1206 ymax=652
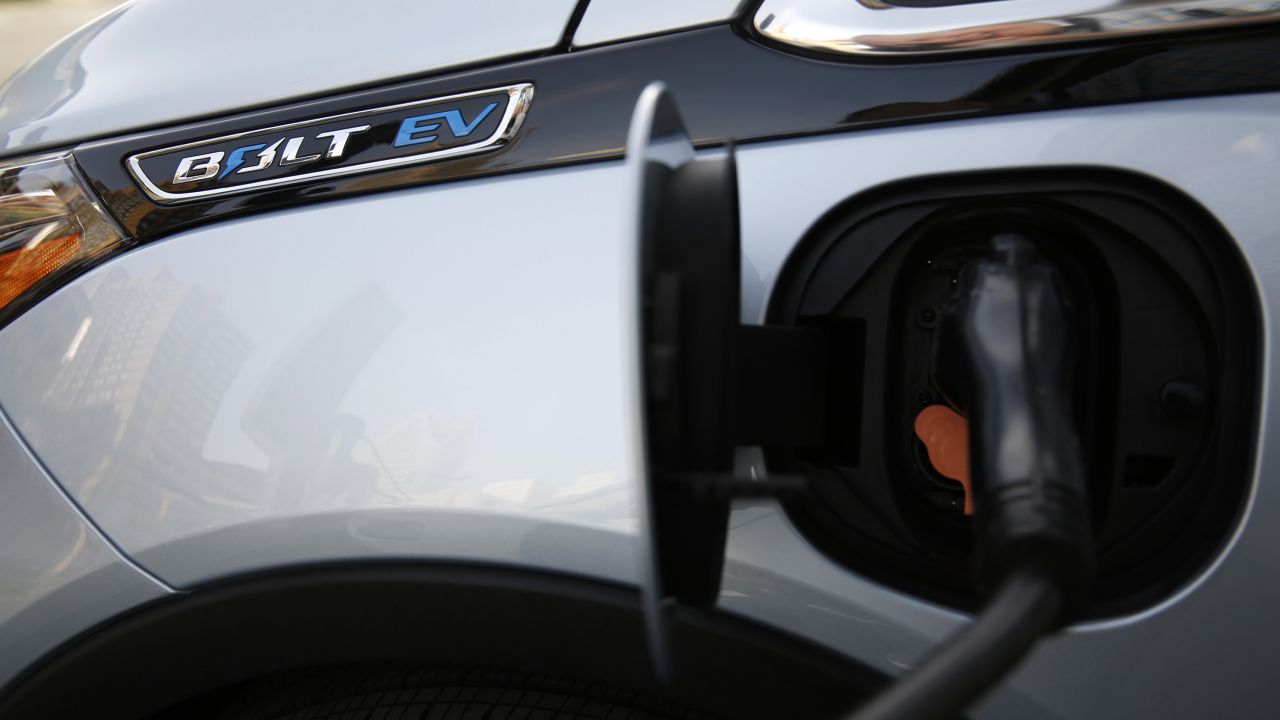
xmin=126 ymin=83 xmax=534 ymax=204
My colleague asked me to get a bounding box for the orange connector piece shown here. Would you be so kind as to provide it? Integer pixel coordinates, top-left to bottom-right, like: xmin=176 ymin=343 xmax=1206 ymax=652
xmin=914 ymin=404 xmax=973 ymax=515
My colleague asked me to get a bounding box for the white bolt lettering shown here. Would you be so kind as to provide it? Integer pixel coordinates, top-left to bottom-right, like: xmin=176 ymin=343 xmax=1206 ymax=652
xmin=237 ymin=138 xmax=284 ymax=174
xmin=279 ymin=136 xmax=322 ymax=166
xmin=315 ymin=125 xmax=372 ymax=159
xmin=172 ymin=152 xmax=225 ymax=184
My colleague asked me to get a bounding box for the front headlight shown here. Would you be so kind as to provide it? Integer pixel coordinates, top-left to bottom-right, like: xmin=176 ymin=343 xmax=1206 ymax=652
xmin=0 ymin=153 xmax=127 ymax=317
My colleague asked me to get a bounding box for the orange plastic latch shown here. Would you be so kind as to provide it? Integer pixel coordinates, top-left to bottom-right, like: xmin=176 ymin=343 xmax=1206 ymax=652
xmin=913 ymin=404 xmax=973 ymax=515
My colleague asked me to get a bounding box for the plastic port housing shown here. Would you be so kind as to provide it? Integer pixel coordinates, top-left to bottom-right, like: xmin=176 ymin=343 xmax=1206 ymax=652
xmin=766 ymin=169 xmax=1259 ymax=618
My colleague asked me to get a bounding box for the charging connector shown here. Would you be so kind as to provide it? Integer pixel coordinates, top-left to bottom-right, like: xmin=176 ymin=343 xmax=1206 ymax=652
xmin=848 ymin=234 xmax=1093 ymax=720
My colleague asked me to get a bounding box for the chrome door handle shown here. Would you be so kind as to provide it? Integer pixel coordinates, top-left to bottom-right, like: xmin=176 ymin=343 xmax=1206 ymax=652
xmin=753 ymin=0 xmax=1280 ymax=56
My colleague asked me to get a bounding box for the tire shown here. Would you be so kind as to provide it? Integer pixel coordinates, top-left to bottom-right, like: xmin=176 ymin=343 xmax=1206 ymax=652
xmin=213 ymin=664 xmax=711 ymax=720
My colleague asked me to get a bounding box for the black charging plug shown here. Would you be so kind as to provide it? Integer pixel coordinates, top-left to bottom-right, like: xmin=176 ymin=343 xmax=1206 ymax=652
xmin=848 ymin=233 xmax=1094 ymax=720
xmin=935 ymin=233 xmax=1093 ymax=617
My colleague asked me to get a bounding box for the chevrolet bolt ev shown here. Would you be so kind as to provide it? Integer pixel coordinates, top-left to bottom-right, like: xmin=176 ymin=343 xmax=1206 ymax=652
xmin=0 ymin=0 xmax=1277 ymax=718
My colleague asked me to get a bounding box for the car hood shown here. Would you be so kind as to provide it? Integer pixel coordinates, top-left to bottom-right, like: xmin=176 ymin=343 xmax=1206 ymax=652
xmin=0 ymin=0 xmax=578 ymax=156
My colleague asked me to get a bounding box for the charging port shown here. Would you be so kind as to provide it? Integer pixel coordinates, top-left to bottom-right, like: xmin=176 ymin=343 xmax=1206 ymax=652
xmin=767 ymin=169 xmax=1259 ymax=618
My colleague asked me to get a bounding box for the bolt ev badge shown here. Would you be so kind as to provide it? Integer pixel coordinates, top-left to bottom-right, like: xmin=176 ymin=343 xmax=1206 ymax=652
xmin=127 ymin=83 xmax=534 ymax=203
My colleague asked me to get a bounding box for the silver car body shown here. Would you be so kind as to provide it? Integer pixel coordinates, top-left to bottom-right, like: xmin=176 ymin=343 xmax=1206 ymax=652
xmin=0 ymin=1 xmax=1277 ymax=718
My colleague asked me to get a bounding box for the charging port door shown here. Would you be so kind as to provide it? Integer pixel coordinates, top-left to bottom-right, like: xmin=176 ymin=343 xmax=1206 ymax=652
xmin=628 ymin=83 xmax=736 ymax=679
xmin=628 ymin=84 xmax=833 ymax=678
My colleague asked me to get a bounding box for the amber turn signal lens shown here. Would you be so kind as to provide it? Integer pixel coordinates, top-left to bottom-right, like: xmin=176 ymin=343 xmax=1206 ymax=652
xmin=0 ymin=154 xmax=126 ymax=317
xmin=0 ymin=232 xmax=81 ymax=307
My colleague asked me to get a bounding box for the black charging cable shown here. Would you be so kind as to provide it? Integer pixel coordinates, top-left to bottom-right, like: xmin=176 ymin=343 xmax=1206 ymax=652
xmin=848 ymin=234 xmax=1093 ymax=720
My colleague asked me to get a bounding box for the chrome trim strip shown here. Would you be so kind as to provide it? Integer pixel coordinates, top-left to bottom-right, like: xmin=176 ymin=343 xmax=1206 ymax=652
xmin=753 ymin=0 xmax=1280 ymax=56
xmin=127 ymin=83 xmax=535 ymax=204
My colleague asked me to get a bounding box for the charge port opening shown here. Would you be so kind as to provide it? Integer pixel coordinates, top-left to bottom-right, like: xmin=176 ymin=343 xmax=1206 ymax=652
xmin=764 ymin=168 xmax=1259 ymax=619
